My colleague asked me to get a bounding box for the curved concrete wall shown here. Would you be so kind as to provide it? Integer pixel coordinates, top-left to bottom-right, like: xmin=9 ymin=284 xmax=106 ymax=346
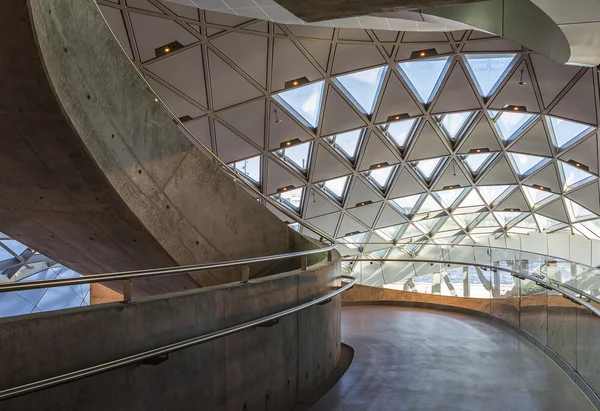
xmin=0 ymin=257 xmax=342 ymax=410
xmin=0 ymin=0 xmax=314 ymax=294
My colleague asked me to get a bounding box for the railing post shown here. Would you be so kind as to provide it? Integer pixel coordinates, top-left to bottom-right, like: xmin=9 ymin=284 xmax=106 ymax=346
xmin=241 ymin=265 xmax=250 ymax=283
xmin=123 ymin=279 xmax=133 ymax=303
xmin=301 ymin=256 xmax=308 ymax=271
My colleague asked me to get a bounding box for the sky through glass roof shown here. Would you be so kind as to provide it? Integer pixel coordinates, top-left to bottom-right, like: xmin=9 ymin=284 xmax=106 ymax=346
xmin=397 ymin=57 xmax=450 ymax=104
xmin=276 ymin=81 xmax=324 ymax=127
xmin=336 ymin=67 xmax=386 ymax=114
xmin=464 ymin=54 xmax=516 ymax=97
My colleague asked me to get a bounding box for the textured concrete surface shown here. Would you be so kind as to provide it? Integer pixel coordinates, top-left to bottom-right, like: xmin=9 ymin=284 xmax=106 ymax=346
xmin=0 ymin=0 xmax=315 ymax=295
xmin=310 ymin=306 xmax=596 ymax=411
xmin=274 ymin=0 xmax=484 ymax=22
xmin=0 ymin=258 xmax=341 ymax=411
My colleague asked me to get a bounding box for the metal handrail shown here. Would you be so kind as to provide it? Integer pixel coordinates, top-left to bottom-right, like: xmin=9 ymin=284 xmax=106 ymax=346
xmin=344 ymin=258 xmax=600 ymax=318
xmin=0 ymin=244 xmax=337 ymax=293
xmin=0 ymin=274 xmax=356 ymax=401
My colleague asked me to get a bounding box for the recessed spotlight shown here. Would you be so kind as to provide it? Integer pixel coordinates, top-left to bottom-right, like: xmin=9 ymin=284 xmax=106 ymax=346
xmin=292 ymin=80 xmax=299 ymax=86
xmin=154 ymin=98 xmax=159 ymax=102
xmin=513 ymin=106 xmax=519 ymax=111
xmin=420 ymin=51 xmax=426 ymax=57
xmin=164 ymin=47 xmax=170 ymax=53
xmin=540 ymin=186 xmax=545 ymax=190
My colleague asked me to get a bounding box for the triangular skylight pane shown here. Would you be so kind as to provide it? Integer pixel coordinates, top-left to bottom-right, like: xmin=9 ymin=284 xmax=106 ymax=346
xmin=401 ymin=224 xmax=424 ymax=239
xmin=534 ymin=214 xmax=564 ymax=232
xmin=434 ymin=188 xmax=466 ymax=208
xmin=464 ymin=153 xmax=492 ymax=174
xmin=336 ymin=66 xmax=386 ymax=114
xmin=579 ymin=219 xmax=600 ymax=238
xmin=565 ymin=198 xmax=596 ymax=222
xmin=546 ymin=116 xmax=594 ymax=149
xmin=458 ymin=189 xmax=485 ymax=208
xmin=341 ymin=232 xmax=367 ymax=249
xmin=453 ymin=213 xmax=479 ymax=229
xmin=522 ymin=186 xmax=556 ymax=207
xmin=477 ymin=213 xmax=500 ymax=227
xmin=385 ymin=118 xmax=418 ymax=149
xmin=320 ymin=175 xmax=349 ymax=200
xmin=560 ymin=161 xmax=596 ymax=191
xmin=507 ymin=153 xmax=548 ymax=176
xmin=364 ymin=165 xmax=395 ymax=191
xmin=391 ymin=194 xmax=422 ymax=215
xmin=376 ymin=224 xmax=405 ymax=241
xmin=415 ymin=217 xmax=442 ymax=234
xmin=415 ymin=157 xmax=444 ymax=180
xmin=492 ymin=111 xmax=536 ymax=142
xmin=464 ymin=54 xmax=516 ymax=97
xmin=494 ymin=211 xmax=522 ymax=226
xmin=516 ymin=215 xmax=538 ymax=229
xmin=418 ymin=195 xmax=443 ymax=214
xmin=278 ymin=142 xmax=312 ymax=173
xmin=439 ymin=218 xmax=461 ymax=232
xmin=289 ymin=223 xmax=301 ymax=232
xmin=276 ymin=81 xmax=325 ymax=127
xmin=330 ymin=129 xmax=362 ymax=160
xmin=397 ymin=56 xmax=450 ymax=104
xmin=436 ymin=112 xmax=474 ymax=141
xmin=230 ymin=155 xmax=261 ymax=183
xmin=479 ymin=185 xmax=512 ymax=205
xmin=273 ymin=187 xmax=304 ymax=211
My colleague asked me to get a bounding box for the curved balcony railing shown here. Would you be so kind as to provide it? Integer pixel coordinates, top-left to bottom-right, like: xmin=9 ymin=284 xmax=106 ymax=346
xmin=341 ymin=242 xmax=600 ymax=304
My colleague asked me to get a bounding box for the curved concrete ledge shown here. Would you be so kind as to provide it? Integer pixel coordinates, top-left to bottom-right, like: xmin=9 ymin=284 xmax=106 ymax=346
xmin=0 ymin=257 xmax=342 ymax=410
xmin=342 ymin=284 xmax=600 ymax=410
xmin=0 ymin=0 xmax=315 ymax=294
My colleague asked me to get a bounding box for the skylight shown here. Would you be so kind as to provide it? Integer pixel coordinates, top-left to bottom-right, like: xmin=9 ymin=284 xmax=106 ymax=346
xmin=231 ymin=155 xmax=261 ymax=184
xmin=434 ymin=188 xmax=465 ymax=208
xmin=278 ymin=142 xmax=311 ymax=173
xmin=401 ymin=224 xmax=424 ymax=239
xmin=507 ymin=153 xmax=548 ymax=176
xmin=492 ymin=111 xmax=536 ymax=142
xmin=391 ymin=194 xmax=422 ymax=215
xmin=415 ymin=217 xmax=442 ymax=234
xmin=335 ymin=66 xmax=386 ymax=114
xmin=319 ymin=175 xmax=349 ymax=200
xmin=289 ymin=223 xmax=301 ymax=232
xmin=477 ymin=213 xmax=500 ymax=227
xmin=479 ymin=185 xmax=513 ymax=205
xmin=534 ymin=214 xmax=564 ymax=232
xmin=522 ymin=186 xmax=556 ymax=207
xmin=415 ymin=157 xmax=444 ymax=180
xmin=364 ymin=165 xmax=395 ymax=190
xmin=458 ymin=189 xmax=485 ymax=208
xmin=384 ymin=118 xmax=418 ymax=149
xmin=575 ymin=219 xmax=600 ymax=239
xmin=565 ymin=198 xmax=596 ymax=222
xmin=494 ymin=211 xmax=522 ymax=226
xmin=376 ymin=224 xmax=405 ymax=241
xmin=397 ymin=56 xmax=450 ymax=104
xmin=464 ymin=153 xmax=492 ymax=174
xmin=464 ymin=54 xmax=516 ymax=97
xmin=453 ymin=213 xmax=479 ymax=229
xmin=330 ymin=129 xmax=362 ymax=160
xmin=546 ymin=116 xmax=593 ymax=149
xmin=436 ymin=112 xmax=475 ymax=141
xmin=438 ymin=218 xmax=461 ymax=232
xmin=273 ymin=187 xmax=304 ymax=211
xmin=417 ymin=195 xmax=443 ymax=214
xmin=511 ymin=215 xmax=538 ymax=233
xmin=276 ymin=81 xmax=325 ymax=127
xmin=340 ymin=232 xmax=367 ymax=249
xmin=560 ymin=161 xmax=596 ymax=191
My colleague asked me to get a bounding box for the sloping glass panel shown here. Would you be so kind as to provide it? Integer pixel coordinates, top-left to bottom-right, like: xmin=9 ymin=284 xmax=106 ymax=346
xmin=320 ymin=175 xmax=349 ymax=199
xmin=514 ymin=215 xmax=538 ymax=231
xmin=492 ymin=111 xmax=536 ymax=141
xmin=418 ymin=195 xmax=443 ymax=214
xmin=565 ymin=198 xmax=596 ymax=222
xmin=385 ymin=118 xmax=418 ymax=148
xmin=397 ymin=57 xmax=450 ymax=104
xmin=534 ymin=214 xmax=565 ymax=232
xmin=336 ymin=66 xmax=386 ymax=114
xmin=330 ymin=129 xmax=362 ymax=159
xmin=276 ymin=81 xmax=325 ymax=127
xmin=401 ymin=224 xmax=424 ymax=239
xmin=437 ymin=112 xmax=474 ymax=141
xmin=439 ymin=218 xmax=461 ymax=232
xmin=434 ymin=188 xmax=466 ymax=208
xmin=507 ymin=153 xmax=548 ymax=176
xmin=415 ymin=157 xmax=443 ymax=179
xmin=574 ymin=223 xmax=600 ymax=240
xmin=494 ymin=211 xmax=523 ymax=226
xmin=547 ymin=116 xmax=593 ymax=148
xmin=464 ymin=54 xmax=517 ymax=97
xmin=560 ymin=161 xmax=596 ymax=191
xmin=278 ymin=142 xmax=311 ymax=172
xmin=364 ymin=165 xmax=395 ymax=190
xmin=391 ymin=194 xmax=422 ymax=215
xmin=274 ymin=187 xmax=304 ymax=211
xmin=231 ymin=155 xmax=261 ymax=183
xmin=376 ymin=224 xmax=405 ymax=241
xmin=415 ymin=217 xmax=442 ymax=233
xmin=522 ymin=186 xmax=556 ymax=207
xmin=464 ymin=153 xmax=492 ymax=174
xmin=578 ymin=219 xmax=600 ymax=238
xmin=289 ymin=223 xmax=301 ymax=232
xmin=477 ymin=213 xmax=500 ymax=227
xmin=340 ymin=232 xmax=367 ymax=249
xmin=453 ymin=213 xmax=479 ymax=228
xmin=479 ymin=185 xmax=512 ymax=205
xmin=458 ymin=189 xmax=485 ymax=208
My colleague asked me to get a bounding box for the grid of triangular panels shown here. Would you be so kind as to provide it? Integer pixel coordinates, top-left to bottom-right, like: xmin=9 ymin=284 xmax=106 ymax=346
xmin=98 ymin=0 xmax=600 ymax=254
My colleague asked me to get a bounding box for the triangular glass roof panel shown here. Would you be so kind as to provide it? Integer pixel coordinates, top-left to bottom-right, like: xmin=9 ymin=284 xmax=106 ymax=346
xmin=534 ymin=214 xmax=565 ymax=232
xmin=434 ymin=188 xmax=466 ymax=208
xmin=494 ymin=211 xmax=522 ymax=226
xmin=546 ymin=116 xmax=594 ymax=149
xmin=560 ymin=161 xmax=597 ymax=191
xmin=391 ymin=194 xmax=422 ymax=215
xmin=438 ymin=218 xmax=461 ymax=232
xmin=512 ymin=215 xmax=538 ymax=232
xmin=436 ymin=111 xmax=475 ymax=141
xmin=363 ymin=165 xmax=396 ymax=191
xmin=384 ymin=118 xmax=418 ymax=149
xmin=276 ymin=81 xmax=325 ymax=127
xmin=340 ymin=232 xmax=367 ymax=249
xmin=376 ymin=224 xmax=405 ymax=241
xmin=464 ymin=54 xmax=517 ymax=97
xmin=491 ymin=111 xmax=536 ymax=142
xmin=458 ymin=189 xmax=485 ymax=208
xmin=522 ymin=186 xmax=556 ymax=207
xmin=415 ymin=217 xmax=442 ymax=234
xmin=507 ymin=152 xmax=549 ymax=176
xmin=319 ymin=175 xmax=350 ymax=201
xmin=278 ymin=141 xmax=312 ymax=173
xmin=401 ymin=224 xmax=424 ymax=239
xmin=464 ymin=153 xmax=492 ymax=174
xmin=230 ymin=155 xmax=261 ymax=184
xmin=335 ymin=66 xmax=386 ymax=114
xmin=329 ymin=129 xmax=363 ymax=160
xmin=273 ymin=187 xmax=304 ymax=212
xmin=418 ymin=195 xmax=443 ymax=214
xmin=479 ymin=185 xmax=513 ymax=205
xmin=397 ymin=56 xmax=450 ymax=104
xmin=477 ymin=213 xmax=500 ymax=227
xmin=565 ymin=198 xmax=597 ymax=222
xmin=575 ymin=219 xmax=600 ymax=239
xmin=453 ymin=213 xmax=479 ymax=229
xmin=415 ymin=157 xmax=444 ymax=180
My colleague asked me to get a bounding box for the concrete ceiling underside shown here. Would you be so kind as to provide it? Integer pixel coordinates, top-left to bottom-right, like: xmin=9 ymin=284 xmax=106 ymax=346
xmin=98 ymin=0 xmax=600 ymax=256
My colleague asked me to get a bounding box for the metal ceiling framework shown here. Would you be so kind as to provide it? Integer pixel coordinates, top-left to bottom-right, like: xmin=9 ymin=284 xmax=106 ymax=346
xmin=0 ymin=232 xmax=56 ymax=280
xmin=97 ymin=0 xmax=600 ymax=260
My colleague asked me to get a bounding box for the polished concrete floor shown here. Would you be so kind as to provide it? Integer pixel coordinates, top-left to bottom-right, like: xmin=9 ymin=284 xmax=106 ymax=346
xmin=310 ymin=306 xmax=596 ymax=411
